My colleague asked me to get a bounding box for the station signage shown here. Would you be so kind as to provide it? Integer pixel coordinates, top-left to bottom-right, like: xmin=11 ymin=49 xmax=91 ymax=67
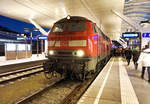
xmin=122 ymin=32 xmax=140 ymax=38
xmin=39 ymin=36 xmax=48 ymax=40
xmin=26 ymin=37 xmax=31 ymax=40
xmin=142 ymin=33 xmax=150 ymax=38
xmin=16 ymin=37 xmax=24 ymax=40
xmin=17 ymin=36 xmax=48 ymax=40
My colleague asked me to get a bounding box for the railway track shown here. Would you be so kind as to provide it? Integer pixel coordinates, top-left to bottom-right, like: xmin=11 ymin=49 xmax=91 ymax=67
xmin=14 ymin=63 xmax=106 ymax=104
xmin=15 ymin=78 xmax=80 ymax=104
xmin=0 ymin=59 xmax=109 ymax=104
xmin=60 ymin=72 xmax=100 ymax=104
xmin=60 ymin=60 xmax=108 ymax=104
xmin=0 ymin=65 xmax=43 ymax=84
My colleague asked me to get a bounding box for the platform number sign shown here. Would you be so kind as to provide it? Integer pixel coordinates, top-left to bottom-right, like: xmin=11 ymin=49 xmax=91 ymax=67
xmin=142 ymin=33 xmax=150 ymax=38
xmin=122 ymin=32 xmax=141 ymax=50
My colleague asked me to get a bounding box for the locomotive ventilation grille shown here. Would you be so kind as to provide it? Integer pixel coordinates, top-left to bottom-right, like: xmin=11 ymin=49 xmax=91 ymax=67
xmin=55 ymin=50 xmax=74 ymax=56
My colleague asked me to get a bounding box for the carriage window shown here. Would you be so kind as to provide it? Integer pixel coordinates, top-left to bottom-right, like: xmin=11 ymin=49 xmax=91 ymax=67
xmin=68 ymin=22 xmax=86 ymax=32
xmin=52 ymin=23 xmax=66 ymax=33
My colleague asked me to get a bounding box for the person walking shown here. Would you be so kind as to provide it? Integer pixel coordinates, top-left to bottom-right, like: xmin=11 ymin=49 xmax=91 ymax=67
xmin=132 ymin=47 xmax=140 ymax=69
xmin=125 ymin=47 xmax=132 ymax=65
xmin=137 ymin=47 xmax=150 ymax=82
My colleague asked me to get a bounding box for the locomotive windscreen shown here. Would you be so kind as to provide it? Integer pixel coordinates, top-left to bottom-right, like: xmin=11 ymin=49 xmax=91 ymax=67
xmin=52 ymin=21 xmax=86 ymax=33
xmin=68 ymin=22 xmax=85 ymax=32
xmin=52 ymin=23 xmax=66 ymax=33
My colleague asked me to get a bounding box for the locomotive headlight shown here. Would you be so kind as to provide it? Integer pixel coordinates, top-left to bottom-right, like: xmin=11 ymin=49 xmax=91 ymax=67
xmin=76 ymin=50 xmax=84 ymax=57
xmin=49 ymin=50 xmax=54 ymax=55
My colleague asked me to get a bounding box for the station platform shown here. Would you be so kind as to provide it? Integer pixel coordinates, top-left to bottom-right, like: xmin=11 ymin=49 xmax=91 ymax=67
xmin=77 ymin=57 xmax=150 ymax=104
xmin=0 ymin=54 xmax=47 ymax=67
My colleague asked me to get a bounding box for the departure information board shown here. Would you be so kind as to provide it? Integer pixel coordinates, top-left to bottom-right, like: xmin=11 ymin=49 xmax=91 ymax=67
xmin=122 ymin=32 xmax=140 ymax=38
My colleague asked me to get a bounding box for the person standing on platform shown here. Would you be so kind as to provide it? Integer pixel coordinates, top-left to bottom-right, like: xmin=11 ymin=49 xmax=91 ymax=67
xmin=137 ymin=46 xmax=150 ymax=82
xmin=132 ymin=47 xmax=140 ymax=69
xmin=125 ymin=47 xmax=132 ymax=65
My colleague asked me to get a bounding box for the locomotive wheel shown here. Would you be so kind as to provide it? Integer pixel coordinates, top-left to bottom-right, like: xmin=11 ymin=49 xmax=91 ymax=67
xmin=52 ymin=71 xmax=60 ymax=77
xmin=75 ymin=69 xmax=86 ymax=81
xmin=70 ymin=72 xmax=75 ymax=80
xmin=82 ymin=70 xmax=86 ymax=81
xmin=43 ymin=61 xmax=55 ymax=79
xmin=81 ymin=63 xmax=86 ymax=81
xmin=44 ymin=72 xmax=53 ymax=79
xmin=96 ymin=62 xmax=101 ymax=72
xmin=44 ymin=71 xmax=60 ymax=79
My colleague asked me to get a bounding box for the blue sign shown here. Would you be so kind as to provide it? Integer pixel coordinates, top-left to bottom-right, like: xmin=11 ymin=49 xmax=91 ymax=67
xmin=142 ymin=33 xmax=150 ymax=38
xmin=17 ymin=37 xmax=24 ymax=40
xmin=32 ymin=37 xmax=37 ymax=40
xmin=25 ymin=37 xmax=37 ymax=40
xmin=39 ymin=36 xmax=48 ymax=40
xmin=122 ymin=32 xmax=139 ymax=38
xmin=26 ymin=37 xmax=31 ymax=40
xmin=17 ymin=36 xmax=48 ymax=41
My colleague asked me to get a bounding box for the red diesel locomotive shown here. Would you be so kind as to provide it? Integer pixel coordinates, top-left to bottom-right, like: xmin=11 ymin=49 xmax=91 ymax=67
xmin=43 ymin=16 xmax=111 ymax=80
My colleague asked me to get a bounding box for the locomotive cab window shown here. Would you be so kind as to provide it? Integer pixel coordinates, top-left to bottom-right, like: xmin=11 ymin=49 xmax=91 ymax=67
xmin=52 ymin=23 xmax=66 ymax=33
xmin=68 ymin=21 xmax=86 ymax=32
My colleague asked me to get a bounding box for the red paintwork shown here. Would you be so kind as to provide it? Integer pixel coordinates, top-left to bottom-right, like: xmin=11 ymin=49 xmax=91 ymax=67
xmin=47 ymin=19 xmax=111 ymax=58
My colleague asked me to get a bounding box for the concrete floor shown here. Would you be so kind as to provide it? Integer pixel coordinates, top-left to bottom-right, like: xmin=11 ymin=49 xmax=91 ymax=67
xmin=78 ymin=57 xmax=150 ymax=104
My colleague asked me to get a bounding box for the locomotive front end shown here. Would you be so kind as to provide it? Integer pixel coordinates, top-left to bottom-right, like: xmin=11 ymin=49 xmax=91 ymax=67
xmin=44 ymin=16 xmax=91 ymax=80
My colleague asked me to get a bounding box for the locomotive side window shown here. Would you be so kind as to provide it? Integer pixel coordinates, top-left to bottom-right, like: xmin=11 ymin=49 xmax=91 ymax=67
xmin=52 ymin=23 xmax=66 ymax=33
xmin=98 ymin=28 xmax=103 ymax=37
xmin=68 ymin=22 xmax=86 ymax=32
xmin=92 ymin=24 xmax=97 ymax=33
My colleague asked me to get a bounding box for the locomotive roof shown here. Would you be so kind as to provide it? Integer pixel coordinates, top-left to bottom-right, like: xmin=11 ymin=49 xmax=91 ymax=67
xmin=55 ymin=16 xmax=91 ymax=23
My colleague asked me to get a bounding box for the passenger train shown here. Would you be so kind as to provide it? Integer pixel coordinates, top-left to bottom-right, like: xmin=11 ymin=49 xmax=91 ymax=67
xmin=43 ymin=16 xmax=111 ymax=80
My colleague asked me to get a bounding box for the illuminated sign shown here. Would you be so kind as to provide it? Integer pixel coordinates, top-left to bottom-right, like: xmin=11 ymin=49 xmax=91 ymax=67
xmin=26 ymin=37 xmax=37 ymax=40
xmin=32 ymin=37 xmax=37 ymax=40
xmin=39 ymin=36 xmax=48 ymax=40
xmin=122 ymin=32 xmax=139 ymax=38
xmin=16 ymin=37 xmax=24 ymax=40
xmin=17 ymin=36 xmax=47 ymax=40
xmin=142 ymin=33 xmax=150 ymax=38
xmin=26 ymin=37 xmax=31 ymax=40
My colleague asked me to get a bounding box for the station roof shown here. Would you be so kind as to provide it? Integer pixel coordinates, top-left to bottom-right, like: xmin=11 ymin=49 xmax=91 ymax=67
xmin=124 ymin=0 xmax=150 ymax=22
xmin=0 ymin=0 xmax=124 ymax=40
xmin=0 ymin=0 xmax=149 ymax=41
